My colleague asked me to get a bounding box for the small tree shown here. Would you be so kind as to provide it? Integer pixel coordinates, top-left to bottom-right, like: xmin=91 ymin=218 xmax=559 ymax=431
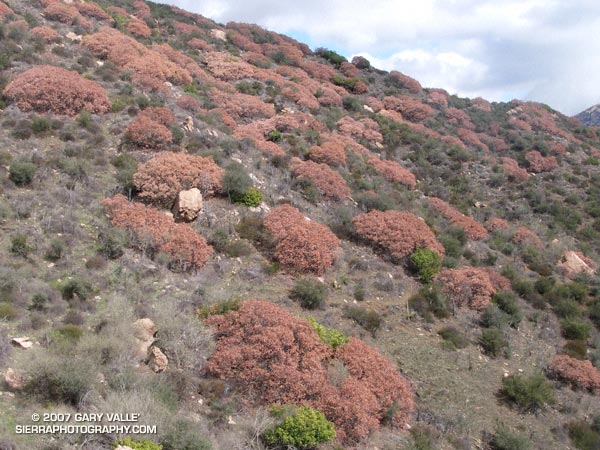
xmin=409 ymin=248 xmax=442 ymax=283
xmin=262 ymin=405 xmax=336 ymax=449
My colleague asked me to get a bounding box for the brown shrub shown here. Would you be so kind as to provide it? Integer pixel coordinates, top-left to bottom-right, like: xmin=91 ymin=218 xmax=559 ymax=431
xmin=435 ymin=267 xmax=510 ymax=310
xmin=132 ymin=0 xmax=151 ymax=19
xmin=367 ymin=155 xmax=416 ymax=188
xmin=512 ymin=226 xmax=542 ymax=249
xmin=429 ymin=198 xmax=488 ymax=240
xmin=75 ymin=2 xmax=112 ymax=22
xmin=176 ymin=94 xmax=202 ymax=112
xmin=30 ymin=26 xmax=60 ymax=43
xmin=210 ymin=90 xmax=275 ymax=121
xmin=102 ymin=195 xmax=213 ymax=271
xmin=139 ymin=106 xmax=176 ymax=126
xmin=133 ymin=152 xmax=223 ymax=206
xmin=3 ymin=65 xmax=111 ymax=116
xmin=264 ymin=205 xmax=340 ymax=275
xmin=353 ymin=210 xmax=444 ymax=261
xmin=203 ymin=51 xmax=256 ymax=81
xmin=43 ymin=3 xmax=79 ymax=24
xmin=0 ymin=1 xmax=14 ymax=19
xmin=125 ymin=115 xmax=172 ymax=150
xmin=485 ymin=217 xmax=510 ymax=232
xmin=547 ymin=354 xmax=600 ymax=393
xmin=290 ymin=158 xmax=351 ymax=200
xmin=308 ymin=141 xmax=347 ymax=166
xmin=205 ymin=300 xmax=414 ymax=442
xmin=456 ymin=128 xmax=489 ymax=151
xmin=426 ymin=89 xmax=449 ymax=108
xmin=389 ymin=70 xmax=422 ymax=93
xmin=188 ymin=37 xmax=211 ymax=51
xmin=383 ymin=95 xmax=434 ymax=122
xmin=525 ymin=150 xmax=558 ymax=173
xmin=127 ymin=18 xmax=152 ymax=38
xmin=470 ymin=97 xmax=492 ymax=112
xmin=501 ymin=157 xmax=529 ymax=182
xmin=445 ymin=107 xmax=474 ymax=129
xmin=336 ymin=116 xmax=383 ymax=145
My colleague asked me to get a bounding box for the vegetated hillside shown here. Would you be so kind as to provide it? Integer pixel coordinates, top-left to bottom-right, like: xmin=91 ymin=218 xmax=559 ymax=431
xmin=576 ymin=104 xmax=600 ymax=126
xmin=0 ymin=1 xmax=600 ymax=449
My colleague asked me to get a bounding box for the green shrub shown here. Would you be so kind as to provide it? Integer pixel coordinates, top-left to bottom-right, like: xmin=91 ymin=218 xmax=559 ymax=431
xmin=438 ymin=326 xmax=468 ymax=350
xmin=29 ymin=293 xmax=49 ymax=312
xmin=308 ymin=318 xmax=348 ymax=349
xmin=31 ymin=115 xmax=52 ymax=134
xmin=0 ymin=303 xmax=17 ymax=320
xmin=262 ymin=405 xmax=336 ymax=449
xmin=45 ymin=238 xmax=66 ymax=261
xmin=161 ymin=419 xmax=211 ymax=450
xmin=345 ymin=306 xmax=382 ymax=335
xmin=77 ymin=110 xmax=92 ymax=129
xmin=408 ymin=425 xmax=437 ymax=450
xmin=231 ymin=187 xmax=263 ymax=207
xmin=52 ymin=325 xmax=84 ymax=344
xmin=563 ymin=340 xmax=588 ymax=360
xmin=223 ymin=239 xmax=254 ymax=257
xmin=10 ymin=234 xmax=31 ymax=257
xmin=561 ymin=318 xmax=592 ymax=341
xmin=9 ymin=159 xmax=36 ymax=185
xmin=554 ymin=299 xmax=583 ymax=319
xmin=481 ymin=305 xmax=511 ymax=329
xmin=500 ymin=373 xmax=555 ymax=412
xmin=315 ymin=48 xmax=347 ymax=67
xmin=479 ymin=328 xmax=508 ymax=358
xmin=267 ymin=129 xmax=282 ymax=142
xmin=409 ymin=248 xmax=442 ymax=283
xmin=568 ymin=419 xmax=600 ymax=450
xmin=342 ymin=95 xmax=362 ymax=111
xmin=222 ymin=162 xmax=252 ymax=198
xmin=491 ymin=426 xmax=532 ymax=450
xmin=197 ymin=298 xmax=241 ymax=319
xmin=353 ymin=283 xmax=365 ymax=301
xmin=98 ymin=229 xmax=127 ymax=259
xmin=290 ymin=278 xmax=328 ymax=310
xmin=590 ymin=300 xmax=600 ymax=329
xmin=408 ymin=285 xmax=449 ymax=321
xmin=114 ymin=437 xmax=163 ymax=450
xmin=60 ymin=278 xmax=92 ymax=302
xmin=491 ymin=291 xmax=522 ymax=328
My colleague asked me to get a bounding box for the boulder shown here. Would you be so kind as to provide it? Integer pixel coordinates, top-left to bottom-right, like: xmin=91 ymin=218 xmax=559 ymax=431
xmin=182 ymin=116 xmax=194 ymax=133
xmin=115 ymin=446 xmax=134 ymax=450
xmin=210 ymin=29 xmax=227 ymax=41
xmin=173 ymin=188 xmax=203 ymax=222
xmin=11 ymin=337 xmax=33 ymax=349
xmin=557 ymin=251 xmax=597 ymax=279
xmin=4 ymin=368 xmax=25 ymax=390
xmin=147 ymin=346 xmax=168 ymax=373
xmin=132 ymin=318 xmax=156 ymax=360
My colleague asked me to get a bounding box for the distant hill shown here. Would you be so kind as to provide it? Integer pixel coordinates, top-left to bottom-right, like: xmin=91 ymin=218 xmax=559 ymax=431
xmin=576 ymin=104 xmax=600 ymax=125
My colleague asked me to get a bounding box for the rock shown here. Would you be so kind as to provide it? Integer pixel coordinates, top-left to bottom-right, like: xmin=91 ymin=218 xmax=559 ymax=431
xmin=4 ymin=368 xmax=25 ymax=390
xmin=182 ymin=116 xmax=194 ymax=133
xmin=173 ymin=188 xmax=203 ymax=222
xmin=363 ymin=105 xmax=374 ymax=113
xmin=132 ymin=319 xmax=156 ymax=360
xmin=11 ymin=337 xmax=33 ymax=349
xmin=210 ymin=29 xmax=227 ymax=41
xmin=147 ymin=346 xmax=168 ymax=373
xmin=115 ymin=446 xmax=134 ymax=450
xmin=65 ymin=32 xmax=82 ymax=42
xmin=557 ymin=251 xmax=597 ymax=279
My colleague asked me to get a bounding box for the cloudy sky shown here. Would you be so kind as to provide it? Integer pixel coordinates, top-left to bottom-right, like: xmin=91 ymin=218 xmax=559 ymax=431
xmin=163 ymin=0 xmax=600 ymax=115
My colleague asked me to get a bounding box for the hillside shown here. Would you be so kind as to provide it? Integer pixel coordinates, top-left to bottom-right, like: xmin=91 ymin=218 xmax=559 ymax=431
xmin=576 ymin=104 xmax=600 ymax=126
xmin=1 ymin=1 xmax=600 ymax=449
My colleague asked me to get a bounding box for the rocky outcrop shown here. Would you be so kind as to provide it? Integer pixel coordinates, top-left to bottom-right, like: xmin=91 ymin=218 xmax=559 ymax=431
xmin=11 ymin=337 xmax=33 ymax=349
xmin=557 ymin=251 xmax=597 ymax=279
xmin=147 ymin=346 xmax=168 ymax=373
xmin=173 ymin=188 xmax=203 ymax=222
xmin=4 ymin=368 xmax=25 ymax=390
xmin=132 ymin=318 xmax=157 ymax=360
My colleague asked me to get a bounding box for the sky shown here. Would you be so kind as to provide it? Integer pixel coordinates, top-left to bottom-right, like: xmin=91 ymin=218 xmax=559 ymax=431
xmin=162 ymin=0 xmax=600 ymax=115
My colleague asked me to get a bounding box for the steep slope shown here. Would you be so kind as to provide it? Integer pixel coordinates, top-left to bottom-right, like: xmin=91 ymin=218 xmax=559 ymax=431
xmin=576 ymin=104 xmax=600 ymax=126
xmin=0 ymin=1 xmax=600 ymax=449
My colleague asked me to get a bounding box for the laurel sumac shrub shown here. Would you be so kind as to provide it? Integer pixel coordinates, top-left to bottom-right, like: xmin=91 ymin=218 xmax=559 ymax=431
xmin=3 ymin=66 xmax=111 ymax=116
xmin=125 ymin=115 xmax=172 ymax=150
xmin=512 ymin=226 xmax=542 ymax=249
xmin=485 ymin=217 xmax=510 ymax=232
xmin=456 ymin=128 xmax=489 ymax=151
xmin=429 ymin=198 xmax=488 ymax=240
xmin=336 ymin=116 xmax=383 ymax=144
xmin=30 ymin=26 xmax=60 ymax=43
xmin=133 ymin=152 xmax=223 ymax=206
xmin=43 ymin=3 xmax=80 ymax=24
xmin=547 ymin=355 xmax=600 ymax=394
xmin=388 ymin=70 xmax=422 ymax=94
xmin=383 ymin=95 xmax=434 ymax=122
xmin=353 ymin=210 xmax=444 ymax=262
xmin=102 ymin=195 xmax=213 ymax=271
xmin=525 ymin=150 xmax=558 ymax=173
xmin=367 ymin=156 xmax=416 ymax=188
xmin=210 ymin=90 xmax=275 ymax=121
xmin=290 ymin=158 xmax=350 ymax=200
xmin=75 ymin=2 xmax=112 ymax=22
xmin=205 ymin=300 xmax=414 ymax=442
xmin=308 ymin=141 xmax=346 ymax=166
xmin=127 ymin=18 xmax=152 ymax=38
xmin=263 ymin=205 xmax=339 ymax=275
xmin=501 ymin=157 xmax=529 ymax=182
xmin=435 ymin=267 xmax=510 ymax=310
xmin=0 ymin=2 xmax=13 ymax=18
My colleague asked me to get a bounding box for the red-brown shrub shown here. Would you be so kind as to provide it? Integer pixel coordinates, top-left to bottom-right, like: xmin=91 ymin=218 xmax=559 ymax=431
xmin=3 ymin=65 xmax=111 ymax=116
xmin=429 ymin=198 xmax=488 ymax=240
xmin=188 ymin=37 xmax=211 ymax=51
xmin=547 ymin=355 xmax=600 ymax=393
xmin=132 ymin=0 xmax=151 ymax=19
xmin=281 ymin=82 xmax=320 ymax=110
xmin=30 ymin=26 xmax=60 ymax=43
xmin=525 ymin=150 xmax=558 ymax=173
xmin=501 ymin=157 xmax=529 ymax=182
xmin=470 ymin=97 xmax=492 ymax=112
xmin=176 ymin=94 xmax=202 ymax=112
xmin=426 ymin=89 xmax=449 ymax=108
xmin=340 ymin=61 xmax=359 ymax=78
xmin=203 ymin=51 xmax=256 ymax=81
xmin=75 ymin=2 xmax=112 ymax=22
xmin=485 ymin=217 xmax=510 ymax=232
xmin=456 ymin=128 xmax=489 ymax=151
xmin=336 ymin=116 xmax=383 ymax=144
xmin=102 ymin=195 xmax=213 ymax=271
xmin=383 ymin=95 xmax=434 ymax=122
xmin=210 ymin=90 xmax=275 ymax=121
xmin=290 ymin=158 xmax=351 ymax=200
xmin=139 ymin=106 xmax=176 ymax=126
xmin=512 ymin=226 xmax=542 ymax=249
xmin=127 ymin=18 xmax=152 ymax=38
xmin=367 ymin=97 xmax=384 ymax=112
xmin=133 ymin=152 xmax=223 ymax=206
xmin=508 ymin=117 xmax=533 ymax=132
xmin=353 ymin=210 xmax=444 ymax=261
xmin=367 ymin=155 xmax=416 ymax=188
xmin=205 ymin=300 xmax=414 ymax=442
xmin=389 ymin=70 xmax=422 ymax=94
xmin=548 ymin=141 xmax=567 ymax=155
xmin=125 ymin=115 xmax=172 ymax=150
xmin=308 ymin=141 xmax=346 ymax=166
xmin=301 ymin=60 xmax=337 ymax=81
xmin=263 ymin=205 xmax=339 ymax=275
xmin=435 ymin=267 xmax=510 ymax=310
xmin=43 ymin=3 xmax=79 ymax=24
xmin=0 ymin=2 xmax=13 ymax=18
xmin=446 ymin=107 xmax=474 ymax=129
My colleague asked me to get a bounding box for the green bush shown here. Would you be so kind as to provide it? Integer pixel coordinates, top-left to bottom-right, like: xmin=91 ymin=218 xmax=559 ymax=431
xmin=491 ymin=291 xmax=522 ymax=328
xmin=60 ymin=278 xmax=92 ymax=302
xmin=52 ymin=325 xmax=84 ymax=344
xmin=223 ymin=162 xmax=252 ymax=199
xmin=479 ymin=328 xmax=508 ymax=358
xmin=500 ymin=373 xmax=555 ymax=412
xmin=10 ymin=234 xmax=31 ymax=257
xmin=267 ymin=129 xmax=282 ymax=142
xmin=223 ymin=239 xmax=254 ymax=257
xmin=408 ymin=285 xmax=449 ymax=321
xmin=231 ymin=187 xmax=263 ymax=207
xmin=31 ymin=116 xmax=52 ymax=134
xmin=308 ymin=318 xmax=348 ymax=349
xmin=29 ymin=293 xmax=49 ymax=312
xmin=315 ymin=48 xmax=347 ymax=67
xmin=345 ymin=306 xmax=382 ymax=335
xmin=409 ymin=248 xmax=442 ymax=283
xmin=262 ymin=405 xmax=336 ymax=449
xmin=563 ymin=340 xmax=588 ymax=360
xmin=561 ymin=318 xmax=592 ymax=341
xmin=114 ymin=437 xmax=163 ymax=450
xmin=161 ymin=419 xmax=211 ymax=450
xmin=590 ymin=300 xmax=600 ymax=329
xmin=291 ymin=278 xmax=328 ymax=310
xmin=0 ymin=303 xmax=17 ymax=320
xmin=353 ymin=283 xmax=365 ymax=301
xmin=438 ymin=326 xmax=468 ymax=350
xmin=45 ymin=238 xmax=66 ymax=261
xmin=9 ymin=159 xmax=36 ymax=186
xmin=491 ymin=426 xmax=531 ymax=450
xmin=197 ymin=298 xmax=241 ymax=319
xmin=568 ymin=419 xmax=600 ymax=450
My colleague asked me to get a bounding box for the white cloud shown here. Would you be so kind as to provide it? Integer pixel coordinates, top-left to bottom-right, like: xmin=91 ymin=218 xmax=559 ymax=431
xmin=163 ymin=0 xmax=600 ymax=114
